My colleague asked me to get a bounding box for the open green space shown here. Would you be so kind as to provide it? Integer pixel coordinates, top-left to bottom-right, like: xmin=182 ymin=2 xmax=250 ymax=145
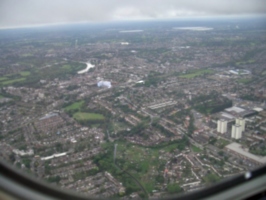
xmin=61 ymin=64 xmax=72 ymax=70
xmin=0 ymin=61 xmax=86 ymax=87
xmin=0 ymin=77 xmax=8 ymax=81
xmin=20 ymin=71 xmax=31 ymax=76
xmin=1 ymin=78 xmax=26 ymax=85
xmin=0 ymin=95 xmax=4 ymax=99
xmin=192 ymin=92 xmax=232 ymax=115
xmin=179 ymin=69 xmax=213 ymax=79
xmin=215 ymin=138 xmax=230 ymax=149
xmin=191 ymin=145 xmax=202 ymax=152
xmin=95 ymin=137 xmax=188 ymax=195
xmin=21 ymin=53 xmax=33 ymax=57
xmin=64 ymin=101 xmax=84 ymax=112
xmin=203 ymin=173 xmax=221 ymax=184
xmin=73 ymin=112 xmax=105 ymax=121
xmin=236 ymin=59 xmax=255 ymax=66
xmin=238 ymin=78 xmax=253 ymax=84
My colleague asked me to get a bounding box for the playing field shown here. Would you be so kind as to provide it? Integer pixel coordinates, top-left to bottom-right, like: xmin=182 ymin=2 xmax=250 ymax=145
xmin=179 ymin=69 xmax=213 ymax=78
xmin=64 ymin=101 xmax=84 ymax=112
xmin=73 ymin=112 xmax=105 ymax=121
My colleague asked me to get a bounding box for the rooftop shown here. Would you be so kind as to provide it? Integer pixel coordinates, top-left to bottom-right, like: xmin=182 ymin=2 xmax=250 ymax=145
xmin=225 ymin=106 xmax=245 ymax=113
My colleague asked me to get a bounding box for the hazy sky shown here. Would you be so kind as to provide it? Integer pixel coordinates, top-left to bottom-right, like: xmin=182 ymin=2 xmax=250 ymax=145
xmin=0 ymin=0 xmax=265 ymax=28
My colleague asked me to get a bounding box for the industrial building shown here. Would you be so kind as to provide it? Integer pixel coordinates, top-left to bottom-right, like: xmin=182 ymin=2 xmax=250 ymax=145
xmin=217 ymin=119 xmax=227 ymax=134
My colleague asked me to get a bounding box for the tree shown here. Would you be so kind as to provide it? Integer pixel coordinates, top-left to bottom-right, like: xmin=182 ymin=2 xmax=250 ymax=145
xmin=167 ymin=183 xmax=183 ymax=194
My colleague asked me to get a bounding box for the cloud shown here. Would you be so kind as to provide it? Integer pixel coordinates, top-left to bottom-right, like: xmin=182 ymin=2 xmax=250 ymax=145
xmin=0 ymin=0 xmax=265 ymax=28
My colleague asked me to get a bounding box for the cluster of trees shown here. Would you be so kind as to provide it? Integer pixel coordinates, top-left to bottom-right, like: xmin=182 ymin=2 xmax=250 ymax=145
xmin=66 ymin=85 xmax=79 ymax=91
xmin=203 ymin=172 xmax=221 ymax=184
xmin=250 ymin=143 xmax=266 ymax=156
xmin=46 ymin=176 xmax=61 ymax=184
xmin=144 ymin=71 xmax=166 ymax=87
xmin=72 ymin=167 xmax=99 ymax=181
xmin=192 ymin=92 xmax=232 ymax=115
xmin=188 ymin=113 xmax=195 ymax=136
xmin=167 ymin=183 xmax=183 ymax=194
xmin=152 ymin=122 xmax=174 ymax=137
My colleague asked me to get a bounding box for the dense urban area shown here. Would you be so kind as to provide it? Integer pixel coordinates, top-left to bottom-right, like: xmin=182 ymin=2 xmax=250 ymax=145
xmin=0 ymin=17 xmax=266 ymax=199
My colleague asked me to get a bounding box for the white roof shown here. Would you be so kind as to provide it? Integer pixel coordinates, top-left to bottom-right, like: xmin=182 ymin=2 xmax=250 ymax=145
xmin=97 ymin=81 xmax=111 ymax=88
xmin=221 ymin=112 xmax=235 ymax=119
xmin=253 ymin=107 xmax=263 ymax=112
xmin=226 ymin=142 xmax=266 ymax=164
xmin=225 ymin=106 xmax=245 ymax=113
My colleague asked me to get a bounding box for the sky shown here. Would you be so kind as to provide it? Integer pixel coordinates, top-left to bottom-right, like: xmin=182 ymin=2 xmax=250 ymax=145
xmin=0 ymin=0 xmax=265 ymax=29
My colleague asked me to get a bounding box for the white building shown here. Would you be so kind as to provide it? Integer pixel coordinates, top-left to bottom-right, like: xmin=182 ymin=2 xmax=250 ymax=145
xmin=231 ymin=124 xmax=242 ymax=139
xmin=97 ymin=81 xmax=112 ymax=88
xmin=236 ymin=118 xmax=245 ymax=131
xmin=217 ymin=119 xmax=227 ymax=134
xmin=231 ymin=125 xmax=236 ymax=138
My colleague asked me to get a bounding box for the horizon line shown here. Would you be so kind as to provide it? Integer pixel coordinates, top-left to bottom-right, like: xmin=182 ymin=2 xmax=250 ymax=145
xmin=0 ymin=14 xmax=265 ymax=30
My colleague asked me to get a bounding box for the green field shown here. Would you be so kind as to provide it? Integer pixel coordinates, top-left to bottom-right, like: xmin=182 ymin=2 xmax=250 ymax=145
xmin=73 ymin=112 xmax=105 ymax=121
xmin=0 ymin=95 xmax=4 ymax=99
xmin=238 ymin=78 xmax=253 ymax=84
xmin=0 ymin=62 xmax=86 ymax=86
xmin=179 ymin=69 xmax=213 ymax=79
xmin=236 ymin=59 xmax=255 ymax=66
xmin=61 ymin=64 xmax=71 ymax=70
xmin=191 ymin=145 xmax=202 ymax=152
xmin=98 ymin=138 xmax=188 ymax=194
xmin=1 ymin=78 xmax=26 ymax=85
xmin=64 ymin=101 xmax=84 ymax=112
xmin=216 ymin=138 xmax=230 ymax=149
xmin=21 ymin=53 xmax=33 ymax=57
xmin=0 ymin=77 xmax=8 ymax=81
xmin=20 ymin=71 xmax=31 ymax=76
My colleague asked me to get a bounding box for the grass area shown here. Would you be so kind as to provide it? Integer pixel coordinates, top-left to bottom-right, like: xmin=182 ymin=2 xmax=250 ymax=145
xmin=20 ymin=71 xmax=31 ymax=76
xmin=73 ymin=112 xmax=105 ymax=121
xmin=97 ymin=138 xmax=188 ymax=194
xmin=61 ymin=65 xmax=71 ymax=70
xmin=236 ymin=59 xmax=255 ymax=65
xmin=238 ymin=78 xmax=253 ymax=84
xmin=102 ymin=141 xmax=163 ymax=193
xmin=1 ymin=78 xmax=26 ymax=85
xmin=64 ymin=101 xmax=84 ymax=112
xmin=0 ymin=95 xmax=4 ymax=99
xmin=216 ymin=138 xmax=230 ymax=149
xmin=21 ymin=53 xmax=33 ymax=57
xmin=0 ymin=62 xmax=86 ymax=86
xmin=191 ymin=145 xmax=202 ymax=152
xmin=203 ymin=173 xmax=221 ymax=184
xmin=179 ymin=69 xmax=213 ymax=79
xmin=0 ymin=77 xmax=8 ymax=81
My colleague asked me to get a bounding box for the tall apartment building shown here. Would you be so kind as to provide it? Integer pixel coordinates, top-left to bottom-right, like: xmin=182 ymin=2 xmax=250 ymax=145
xmin=217 ymin=119 xmax=227 ymax=134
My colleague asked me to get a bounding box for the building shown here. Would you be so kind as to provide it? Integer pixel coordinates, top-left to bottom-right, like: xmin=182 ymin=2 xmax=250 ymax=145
xmin=226 ymin=142 xmax=266 ymax=165
xmin=217 ymin=119 xmax=227 ymax=134
xmin=231 ymin=124 xmax=242 ymax=139
xmin=236 ymin=117 xmax=245 ymax=131
xmin=35 ymin=113 xmax=65 ymax=133
xmin=231 ymin=125 xmax=236 ymax=138
xmin=97 ymin=81 xmax=111 ymax=88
